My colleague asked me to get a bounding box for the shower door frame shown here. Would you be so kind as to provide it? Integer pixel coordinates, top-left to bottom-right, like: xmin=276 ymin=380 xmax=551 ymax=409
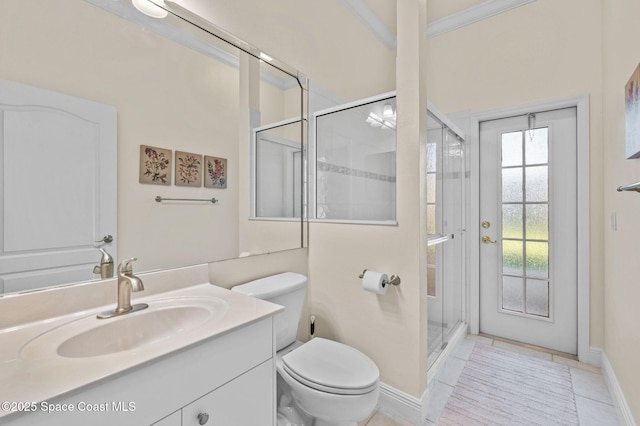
xmin=467 ymin=95 xmax=594 ymax=364
xmin=426 ymin=102 xmax=468 ymax=370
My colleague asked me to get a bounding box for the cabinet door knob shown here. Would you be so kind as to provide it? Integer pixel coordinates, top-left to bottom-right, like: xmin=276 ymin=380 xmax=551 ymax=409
xmin=197 ymin=412 xmax=209 ymax=425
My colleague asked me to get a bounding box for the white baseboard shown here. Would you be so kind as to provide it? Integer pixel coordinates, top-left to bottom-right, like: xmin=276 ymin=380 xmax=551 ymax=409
xmin=377 ymin=323 xmax=469 ymax=425
xmin=580 ymin=346 xmax=603 ymax=367
xmin=601 ymin=351 xmax=637 ymax=426
xmin=378 ymin=382 xmax=428 ymax=425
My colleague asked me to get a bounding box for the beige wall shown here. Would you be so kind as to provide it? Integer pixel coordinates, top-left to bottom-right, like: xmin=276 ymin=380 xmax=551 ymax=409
xmin=426 ymin=0 xmax=605 ymax=348
xmin=429 ymin=0 xmax=640 ymax=417
xmin=179 ymin=0 xmax=396 ymax=102
xmin=187 ymin=0 xmax=434 ymax=399
xmin=208 ymin=248 xmax=308 ymax=290
xmin=238 ymin=54 xmax=303 ymax=257
xmin=0 ymin=0 xmax=240 ymax=274
xmin=306 ymin=1 xmax=428 ymax=398
xmin=602 ymin=1 xmax=640 ymax=420
xmin=0 ymin=0 xmax=306 ymax=286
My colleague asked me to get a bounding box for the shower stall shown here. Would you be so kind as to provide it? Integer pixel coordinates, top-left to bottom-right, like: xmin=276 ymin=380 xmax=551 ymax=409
xmin=426 ymin=107 xmax=467 ymax=370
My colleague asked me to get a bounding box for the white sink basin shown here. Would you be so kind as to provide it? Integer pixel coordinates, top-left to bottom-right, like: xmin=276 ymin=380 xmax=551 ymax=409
xmin=21 ymin=296 xmax=228 ymax=359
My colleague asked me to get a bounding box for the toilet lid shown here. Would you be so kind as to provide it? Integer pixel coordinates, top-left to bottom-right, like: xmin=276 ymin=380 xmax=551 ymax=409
xmin=282 ymin=338 xmax=379 ymax=395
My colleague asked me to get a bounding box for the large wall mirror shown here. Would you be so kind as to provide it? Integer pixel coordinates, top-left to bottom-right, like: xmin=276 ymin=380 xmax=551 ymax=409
xmin=0 ymin=0 xmax=305 ymax=295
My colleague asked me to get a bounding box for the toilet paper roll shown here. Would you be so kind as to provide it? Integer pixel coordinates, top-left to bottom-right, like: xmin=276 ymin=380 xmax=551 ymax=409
xmin=362 ymin=270 xmax=388 ymax=295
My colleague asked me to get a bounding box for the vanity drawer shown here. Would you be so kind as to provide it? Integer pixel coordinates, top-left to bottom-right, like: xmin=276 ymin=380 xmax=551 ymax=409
xmin=182 ymin=360 xmax=273 ymax=426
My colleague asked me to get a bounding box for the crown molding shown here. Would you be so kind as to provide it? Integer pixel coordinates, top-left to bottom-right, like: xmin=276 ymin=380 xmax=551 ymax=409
xmin=84 ymin=0 xmax=293 ymax=90
xmin=427 ymin=0 xmax=536 ymax=38
xmin=341 ymin=0 xmax=397 ymax=50
xmin=341 ymin=0 xmax=536 ymax=50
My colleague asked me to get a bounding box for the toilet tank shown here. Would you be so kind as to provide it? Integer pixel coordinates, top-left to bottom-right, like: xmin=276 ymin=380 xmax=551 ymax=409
xmin=232 ymin=272 xmax=308 ymax=351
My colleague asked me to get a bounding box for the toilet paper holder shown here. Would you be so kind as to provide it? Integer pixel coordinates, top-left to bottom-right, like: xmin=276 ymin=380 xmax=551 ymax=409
xmin=358 ymin=269 xmax=401 ymax=286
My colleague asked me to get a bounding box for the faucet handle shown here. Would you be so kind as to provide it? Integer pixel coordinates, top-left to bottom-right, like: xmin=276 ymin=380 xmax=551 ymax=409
xmin=118 ymin=257 xmax=138 ymax=275
xmin=98 ymin=248 xmax=114 ymax=264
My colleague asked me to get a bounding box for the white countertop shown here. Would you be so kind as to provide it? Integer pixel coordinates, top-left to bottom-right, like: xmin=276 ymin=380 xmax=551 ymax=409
xmin=0 ymin=283 xmax=282 ymax=420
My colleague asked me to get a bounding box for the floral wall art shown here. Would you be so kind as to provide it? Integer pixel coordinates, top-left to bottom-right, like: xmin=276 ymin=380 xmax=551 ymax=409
xmin=175 ymin=151 xmax=202 ymax=187
xmin=204 ymin=156 xmax=227 ymax=189
xmin=140 ymin=146 xmax=226 ymax=189
xmin=139 ymin=145 xmax=171 ymax=185
xmin=625 ymin=63 xmax=640 ymax=159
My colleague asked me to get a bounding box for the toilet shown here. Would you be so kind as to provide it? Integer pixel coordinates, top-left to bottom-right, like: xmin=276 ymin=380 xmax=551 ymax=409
xmin=232 ymin=272 xmax=380 ymax=426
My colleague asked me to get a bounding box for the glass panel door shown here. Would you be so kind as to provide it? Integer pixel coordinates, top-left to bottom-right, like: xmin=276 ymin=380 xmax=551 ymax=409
xmin=427 ymin=112 xmax=465 ymax=369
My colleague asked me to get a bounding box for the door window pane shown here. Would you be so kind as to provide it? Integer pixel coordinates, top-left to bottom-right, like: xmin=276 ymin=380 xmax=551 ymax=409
xmin=427 ymin=205 xmax=436 ymax=234
xmin=525 ymin=204 xmax=548 ymax=240
xmin=502 ymin=276 xmax=524 ymax=312
xmin=427 ymin=245 xmax=436 ymax=265
xmin=502 ymin=168 xmax=523 ymax=202
xmin=526 ymin=241 xmax=549 ymax=278
xmin=426 ymin=143 xmax=437 ymax=172
xmin=525 ymin=128 xmax=548 ymax=165
xmin=502 ymin=131 xmax=522 ymax=167
xmin=502 ymin=204 xmax=523 ymax=239
xmin=525 ymin=279 xmax=549 ymax=317
xmin=525 ymin=166 xmax=548 ymax=202
xmin=426 ymin=173 xmax=436 ymax=203
xmin=427 ymin=267 xmax=436 ymax=297
xmin=502 ymin=240 xmax=523 ymax=275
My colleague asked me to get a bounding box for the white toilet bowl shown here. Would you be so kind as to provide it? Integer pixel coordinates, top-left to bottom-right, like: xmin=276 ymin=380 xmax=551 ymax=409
xmin=276 ymin=338 xmax=379 ymax=426
xmin=232 ymin=274 xmax=380 ymax=426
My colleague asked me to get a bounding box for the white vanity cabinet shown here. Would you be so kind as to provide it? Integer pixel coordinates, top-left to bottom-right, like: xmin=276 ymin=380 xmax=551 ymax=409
xmin=2 ymin=317 xmax=276 ymax=426
xmin=180 ymin=360 xmax=273 ymax=426
xmin=153 ymin=411 xmax=181 ymax=426
xmin=153 ymin=359 xmax=273 ymax=426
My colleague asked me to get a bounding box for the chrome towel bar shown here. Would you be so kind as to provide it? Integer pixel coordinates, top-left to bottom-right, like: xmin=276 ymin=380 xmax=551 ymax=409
xmin=155 ymin=196 xmax=218 ymax=203
xmin=616 ymin=181 xmax=640 ymax=193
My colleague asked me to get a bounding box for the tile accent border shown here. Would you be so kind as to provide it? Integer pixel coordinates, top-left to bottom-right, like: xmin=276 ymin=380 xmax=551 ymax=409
xmin=601 ymin=351 xmax=638 ymax=426
xmin=317 ymin=161 xmax=396 ymax=183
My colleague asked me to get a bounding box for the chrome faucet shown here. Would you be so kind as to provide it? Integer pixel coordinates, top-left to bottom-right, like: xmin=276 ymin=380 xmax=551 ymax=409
xmin=93 ymin=248 xmax=114 ymax=279
xmin=97 ymin=257 xmax=148 ymax=319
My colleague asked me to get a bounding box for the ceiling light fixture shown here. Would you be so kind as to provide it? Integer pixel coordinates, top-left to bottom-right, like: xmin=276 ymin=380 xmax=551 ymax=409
xmin=259 ymin=53 xmax=273 ymax=62
xmin=131 ymin=0 xmax=168 ymax=18
xmin=382 ymin=103 xmax=394 ymax=119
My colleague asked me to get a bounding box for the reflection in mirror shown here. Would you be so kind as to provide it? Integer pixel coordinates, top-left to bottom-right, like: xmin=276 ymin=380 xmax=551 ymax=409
xmin=0 ymin=0 xmax=305 ymax=295
xmin=253 ymin=120 xmax=303 ymax=219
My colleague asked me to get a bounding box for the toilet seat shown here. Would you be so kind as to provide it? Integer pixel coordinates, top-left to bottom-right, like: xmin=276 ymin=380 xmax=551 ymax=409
xmin=282 ymin=338 xmax=379 ymax=396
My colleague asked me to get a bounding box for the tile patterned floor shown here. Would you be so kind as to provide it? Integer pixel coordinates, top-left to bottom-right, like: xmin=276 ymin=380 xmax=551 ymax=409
xmin=360 ymin=335 xmax=620 ymax=426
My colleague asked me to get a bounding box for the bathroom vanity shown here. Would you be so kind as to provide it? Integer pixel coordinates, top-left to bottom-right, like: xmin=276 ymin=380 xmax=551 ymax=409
xmin=0 ymin=266 xmax=282 ymax=426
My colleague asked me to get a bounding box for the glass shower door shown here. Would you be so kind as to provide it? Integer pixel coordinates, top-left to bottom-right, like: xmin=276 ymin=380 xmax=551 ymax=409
xmin=426 ymin=112 xmax=465 ymax=369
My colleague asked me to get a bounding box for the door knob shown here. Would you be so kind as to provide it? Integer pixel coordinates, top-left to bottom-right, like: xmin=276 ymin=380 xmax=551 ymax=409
xmin=197 ymin=412 xmax=209 ymax=425
xmin=482 ymin=236 xmax=497 ymax=244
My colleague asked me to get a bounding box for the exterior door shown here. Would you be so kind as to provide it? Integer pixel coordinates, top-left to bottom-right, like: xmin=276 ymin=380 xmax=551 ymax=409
xmin=479 ymin=107 xmax=577 ymax=354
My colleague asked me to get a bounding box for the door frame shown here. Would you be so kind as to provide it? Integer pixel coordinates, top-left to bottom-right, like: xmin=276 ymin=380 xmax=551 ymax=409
xmin=467 ymin=95 xmax=594 ymax=364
